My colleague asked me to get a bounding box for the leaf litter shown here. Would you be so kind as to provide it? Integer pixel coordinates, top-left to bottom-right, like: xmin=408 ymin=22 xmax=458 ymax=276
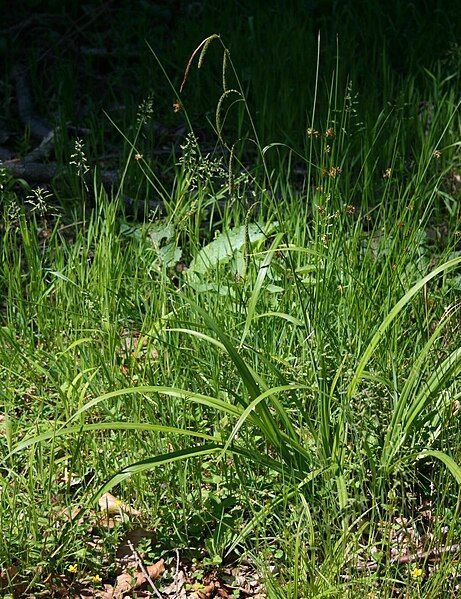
xmin=2 ymin=488 xmax=267 ymax=598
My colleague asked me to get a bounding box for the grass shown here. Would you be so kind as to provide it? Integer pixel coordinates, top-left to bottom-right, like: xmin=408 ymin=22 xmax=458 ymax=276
xmin=1 ymin=2 xmax=461 ymax=597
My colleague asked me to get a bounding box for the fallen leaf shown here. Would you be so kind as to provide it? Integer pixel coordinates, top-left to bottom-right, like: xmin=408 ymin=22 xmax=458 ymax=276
xmin=113 ymin=571 xmax=137 ymax=597
xmin=110 ymin=559 xmax=165 ymax=598
xmin=145 ymin=558 xmax=165 ymax=581
xmin=98 ymin=492 xmax=141 ymax=517
xmin=202 ymin=582 xmax=215 ymax=596
xmin=94 ymin=514 xmax=118 ymax=529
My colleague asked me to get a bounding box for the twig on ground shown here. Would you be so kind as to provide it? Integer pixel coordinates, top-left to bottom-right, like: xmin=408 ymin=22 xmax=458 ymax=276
xmin=175 ymin=548 xmax=180 ymax=597
xmin=126 ymin=539 xmax=163 ymax=599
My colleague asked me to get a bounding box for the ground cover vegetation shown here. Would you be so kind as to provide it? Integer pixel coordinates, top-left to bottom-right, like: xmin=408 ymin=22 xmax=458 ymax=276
xmin=0 ymin=1 xmax=460 ymax=596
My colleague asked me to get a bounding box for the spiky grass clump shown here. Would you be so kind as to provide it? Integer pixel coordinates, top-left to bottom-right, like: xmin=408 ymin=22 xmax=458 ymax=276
xmin=1 ymin=25 xmax=461 ymax=599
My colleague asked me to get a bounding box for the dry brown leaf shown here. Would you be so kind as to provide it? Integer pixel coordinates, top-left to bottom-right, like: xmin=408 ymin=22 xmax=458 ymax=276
xmin=98 ymin=560 xmax=166 ymax=599
xmin=98 ymin=492 xmax=141 ymax=517
xmin=144 ymin=558 xmax=165 ymax=581
xmin=109 ymin=559 xmax=165 ymax=598
xmin=94 ymin=514 xmax=118 ymax=529
xmin=52 ymin=505 xmax=86 ymax=524
xmin=202 ymin=582 xmax=215 ymax=596
xmin=113 ymin=571 xmax=138 ymax=597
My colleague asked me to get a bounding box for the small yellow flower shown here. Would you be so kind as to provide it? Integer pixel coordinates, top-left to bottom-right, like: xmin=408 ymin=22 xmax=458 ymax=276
xmin=383 ymin=168 xmax=392 ymax=179
xmin=411 ymin=567 xmax=423 ymax=578
xmin=134 ymin=153 xmax=143 ymax=161
xmin=433 ymin=149 xmax=441 ymax=160
xmin=68 ymin=564 xmax=78 ymax=574
xmin=91 ymin=574 xmax=102 ymax=584
xmin=307 ymin=127 xmax=319 ymax=138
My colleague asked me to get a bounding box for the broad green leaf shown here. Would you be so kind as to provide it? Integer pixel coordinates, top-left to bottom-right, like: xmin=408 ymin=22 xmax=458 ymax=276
xmin=120 ymin=220 xmax=175 ymax=244
xmin=187 ymin=222 xmax=277 ymax=276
